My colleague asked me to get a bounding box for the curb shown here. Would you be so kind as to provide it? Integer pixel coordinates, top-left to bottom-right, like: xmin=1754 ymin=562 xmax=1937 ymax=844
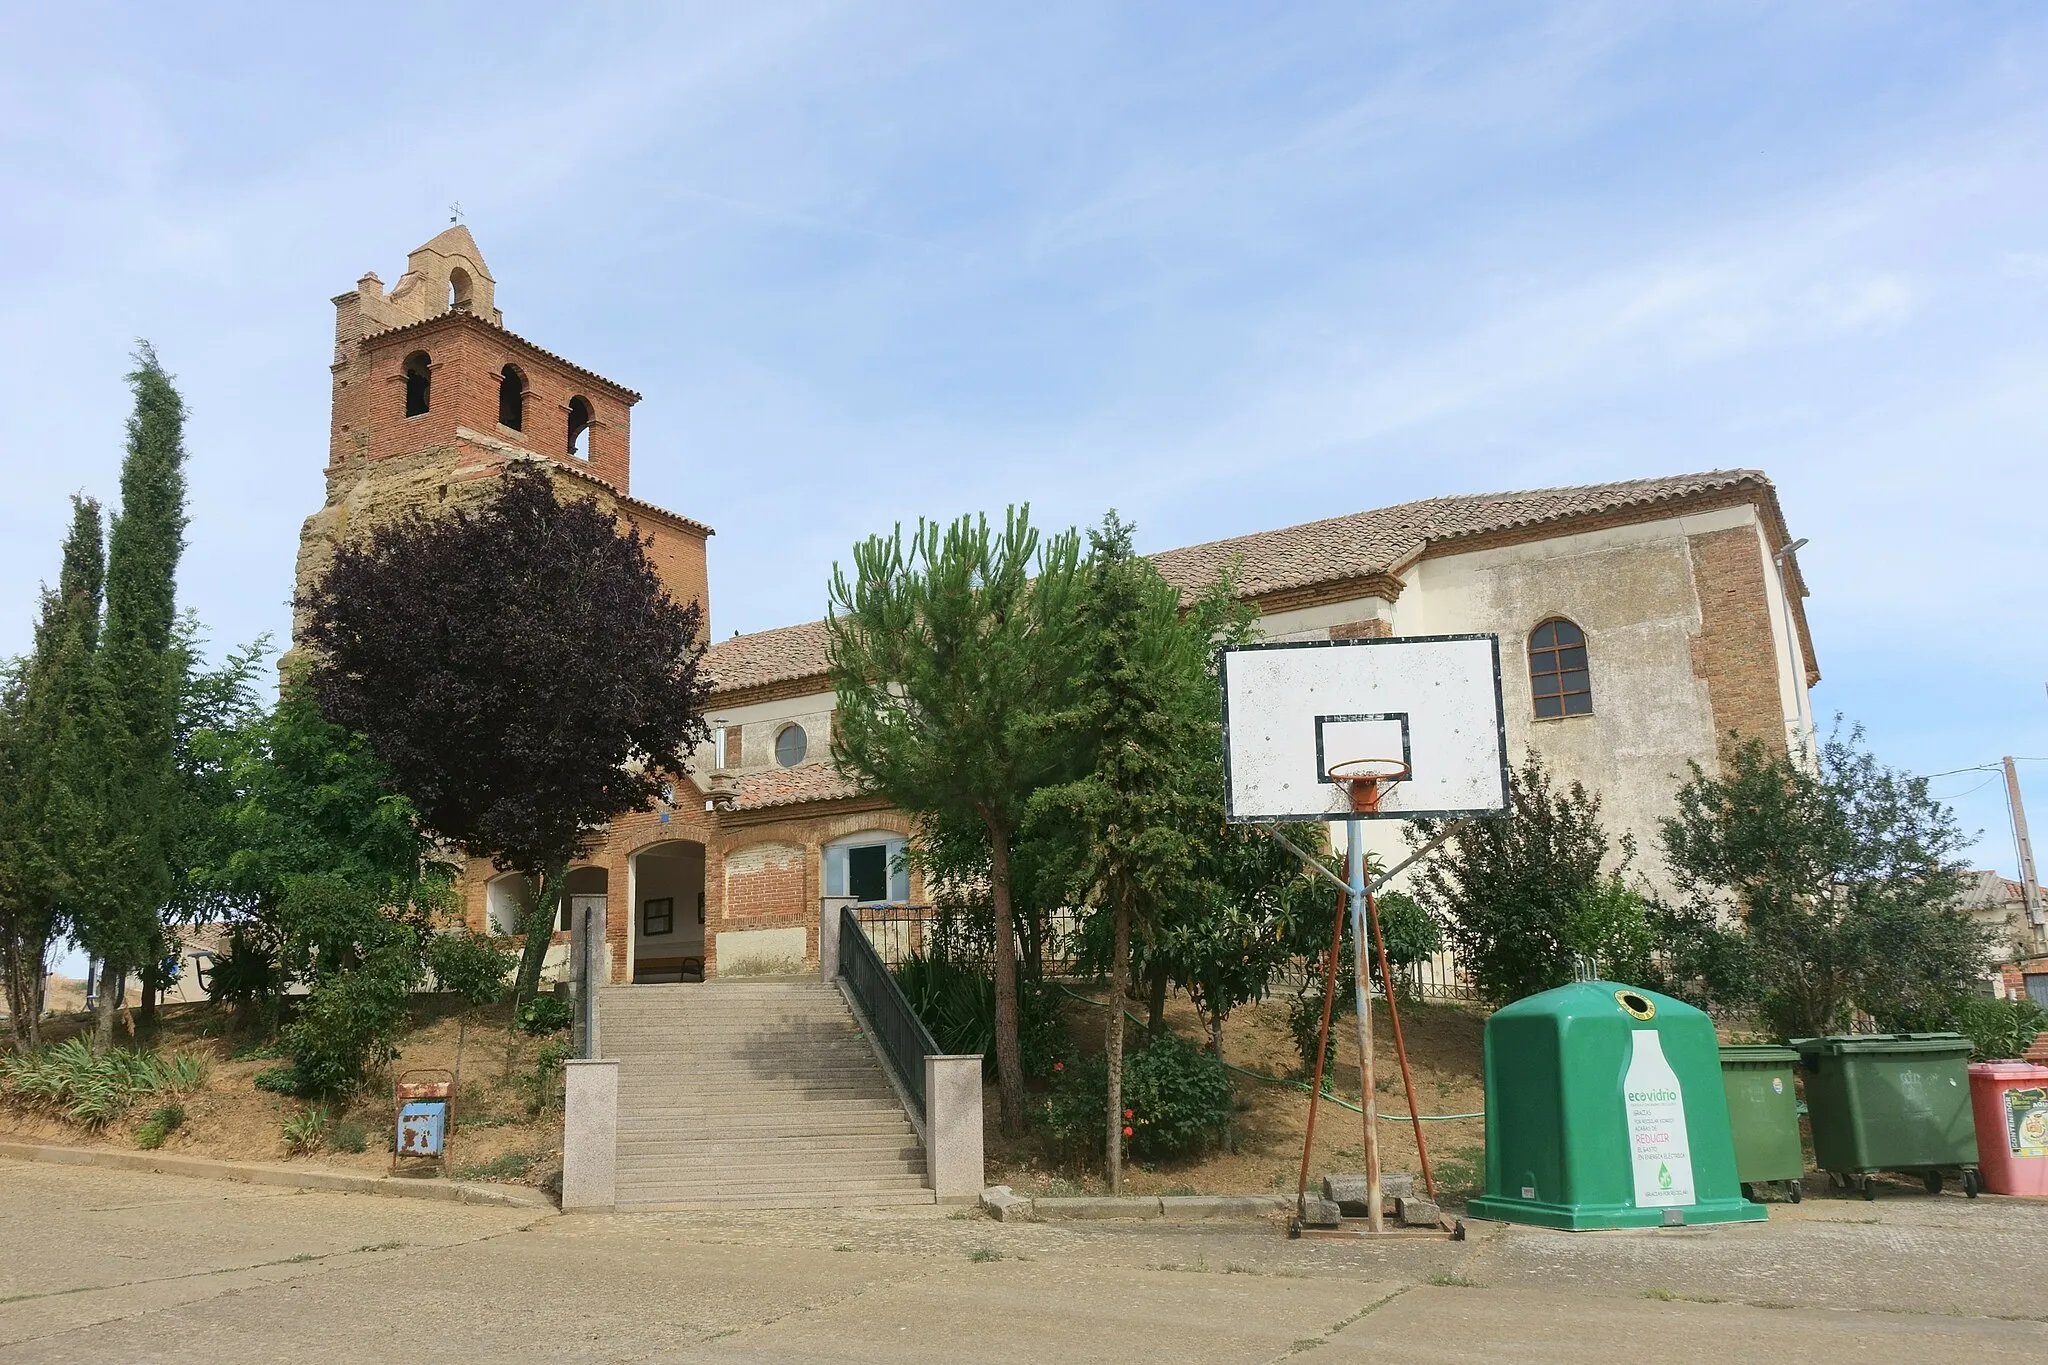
xmin=0 ymin=1140 xmax=556 ymax=1211
xmin=981 ymin=1186 xmax=1290 ymax=1224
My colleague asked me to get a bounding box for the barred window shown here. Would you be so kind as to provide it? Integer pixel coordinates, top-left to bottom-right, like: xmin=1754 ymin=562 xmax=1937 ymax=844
xmin=1529 ymin=618 xmax=1592 ymax=718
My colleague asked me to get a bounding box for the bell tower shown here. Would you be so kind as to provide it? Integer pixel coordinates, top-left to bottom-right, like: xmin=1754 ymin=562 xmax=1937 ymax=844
xmin=325 ymin=226 xmax=638 ymax=494
xmin=298 ymin=228 xmax=712 ymax=641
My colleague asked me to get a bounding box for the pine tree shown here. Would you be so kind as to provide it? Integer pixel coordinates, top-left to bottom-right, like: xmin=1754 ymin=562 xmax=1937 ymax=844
xmin=1030 ymin=513 xmax=1220 ymax=1188
xmin=0 ymin=498 xmax=104 ymax=1051
xmin=73 ymin=345 xmax=190 ymax=1046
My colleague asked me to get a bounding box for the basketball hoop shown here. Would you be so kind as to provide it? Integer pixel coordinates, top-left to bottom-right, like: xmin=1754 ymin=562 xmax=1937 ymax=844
xmin=1327 ymin=758 xmax=1410 ymax=815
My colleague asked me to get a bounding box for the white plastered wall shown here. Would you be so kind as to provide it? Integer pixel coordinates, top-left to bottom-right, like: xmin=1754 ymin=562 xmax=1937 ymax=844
xmin=1294 ymin=506 xmax=1774 ymax=903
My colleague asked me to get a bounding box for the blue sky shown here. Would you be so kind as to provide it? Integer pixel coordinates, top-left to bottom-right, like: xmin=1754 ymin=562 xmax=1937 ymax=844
xmin=2 ymin=1 xmax=2045 ymax=877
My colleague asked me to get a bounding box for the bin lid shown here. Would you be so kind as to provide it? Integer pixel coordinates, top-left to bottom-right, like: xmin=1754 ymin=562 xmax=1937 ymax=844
xmin=1967 ymin=1060 xmax=2048 ymax=1079
xmin=1789 ymin=1032 xmax=1971 ymax=1056
xmin=1718 ymin=1043 xmax=1799 ymax=1064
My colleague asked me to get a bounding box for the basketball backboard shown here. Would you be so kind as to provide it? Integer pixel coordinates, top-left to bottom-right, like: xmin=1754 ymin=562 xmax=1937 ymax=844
xmin=1220 ymin=634 xmax=1509 ymax=823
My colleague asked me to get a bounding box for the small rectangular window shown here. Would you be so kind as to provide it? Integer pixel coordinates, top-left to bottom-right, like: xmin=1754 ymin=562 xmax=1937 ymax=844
xmin=848 ymin=845 xmax=888 ymax=903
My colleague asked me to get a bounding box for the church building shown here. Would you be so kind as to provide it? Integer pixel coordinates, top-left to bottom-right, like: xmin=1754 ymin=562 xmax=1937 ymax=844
xmin=296 ymin=229 xmax=1821 ymax=989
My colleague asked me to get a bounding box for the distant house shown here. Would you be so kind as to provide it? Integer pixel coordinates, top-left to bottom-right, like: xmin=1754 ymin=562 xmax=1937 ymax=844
xmin=299 ymin=229 xmax=1823 ymax=986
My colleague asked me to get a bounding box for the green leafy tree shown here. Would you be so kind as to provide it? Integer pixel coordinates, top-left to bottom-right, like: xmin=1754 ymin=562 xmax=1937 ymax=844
xmin=299 ymin=466 xmax=710 ymax=1003
xmin=72 ymin=347 xmax=191 ymax=1047
xmin=828 ymin=508 xmax=1082 ymax=1134
xmin=1409 ymin=750 xmax=1626 ymax=1006
xmin=1660 ymin=726 xmax=1985 ymax=1038
xmin=1027 ymin=513 xmax=1243 ymax=1187
xmin=0 ymin=497 xmax=104 ymax=1051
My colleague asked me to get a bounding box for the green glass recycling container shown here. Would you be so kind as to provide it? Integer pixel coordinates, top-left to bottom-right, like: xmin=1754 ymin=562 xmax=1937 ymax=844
xmin=1718 ymin=1044 xmax=1805 ymax=1199
xmin=1468 ymin=981 xmax=1762 ymax=1230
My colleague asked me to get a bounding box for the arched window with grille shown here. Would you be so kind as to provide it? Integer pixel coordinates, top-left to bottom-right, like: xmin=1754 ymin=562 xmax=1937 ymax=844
xmin=1528 ymin=618 xmax=1592 ymax=718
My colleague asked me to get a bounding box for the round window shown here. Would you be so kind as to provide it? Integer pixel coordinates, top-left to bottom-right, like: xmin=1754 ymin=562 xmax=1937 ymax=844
xmin=774 ymin=724 xmax=808 ymax=767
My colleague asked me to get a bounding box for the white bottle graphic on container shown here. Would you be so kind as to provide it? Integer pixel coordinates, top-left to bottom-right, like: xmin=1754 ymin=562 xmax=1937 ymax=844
xmin=1624 ymin=1029 xmax=1694 ymax=1207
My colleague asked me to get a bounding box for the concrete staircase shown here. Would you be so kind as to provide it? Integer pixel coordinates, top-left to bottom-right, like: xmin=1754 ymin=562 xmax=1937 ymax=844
xmin=601 ymin=980 xmax=935 ymax=1210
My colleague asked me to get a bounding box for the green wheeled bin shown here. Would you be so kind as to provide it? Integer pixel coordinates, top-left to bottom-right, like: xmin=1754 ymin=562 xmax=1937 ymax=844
xmin=1791 ymin=1033 xmax=1980 ymax=1200
xmin=1718 ymin=1044 xmax=1805 ymax=1203
xmin=1467 ymin=981 xmax=1763 ymax=1229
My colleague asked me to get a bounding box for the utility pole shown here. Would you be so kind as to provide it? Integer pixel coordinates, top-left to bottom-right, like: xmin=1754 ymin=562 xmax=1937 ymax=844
xmin=2004 ymin=756 xmax=2044 ymax=952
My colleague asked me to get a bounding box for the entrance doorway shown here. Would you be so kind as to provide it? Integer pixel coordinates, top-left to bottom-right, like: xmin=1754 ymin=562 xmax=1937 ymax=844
xmin=631 ymin=840 xmax=706 ymax=982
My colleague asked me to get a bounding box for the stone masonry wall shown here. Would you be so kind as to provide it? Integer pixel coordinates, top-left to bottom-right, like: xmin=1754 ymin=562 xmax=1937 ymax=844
xmin=1685 ymin=524 xmax=1789 ymax=760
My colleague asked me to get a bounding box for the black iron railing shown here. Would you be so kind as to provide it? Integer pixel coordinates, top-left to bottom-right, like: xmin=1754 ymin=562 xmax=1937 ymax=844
xmin=839 ymin=905 xmax=940 ymax=1123
xmin=849 ymin=902 xmax=1086 ymax=978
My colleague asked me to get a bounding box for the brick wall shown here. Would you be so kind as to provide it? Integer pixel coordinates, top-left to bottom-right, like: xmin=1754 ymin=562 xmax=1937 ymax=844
xmin=1686 ymin=525 xmax=1788 ymax=758
xmin=349 ymin=316 xmax=635 ymax=492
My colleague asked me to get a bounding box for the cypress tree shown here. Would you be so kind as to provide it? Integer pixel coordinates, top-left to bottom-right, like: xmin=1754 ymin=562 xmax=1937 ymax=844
xmin=0 ymin=498 xmax=104 ymax=1051
xmin=74 ymin=345 xmax=189 ymax=1046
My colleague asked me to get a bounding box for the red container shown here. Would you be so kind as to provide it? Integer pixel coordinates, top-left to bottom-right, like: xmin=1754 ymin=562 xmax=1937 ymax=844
xmin=1968 ymin=1061 xmax=2048 ymax=1196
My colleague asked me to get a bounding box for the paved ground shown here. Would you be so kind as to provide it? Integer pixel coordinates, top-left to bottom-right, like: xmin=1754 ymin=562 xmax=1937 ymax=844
xmin=2 ymin=1160 xmax=2042 ymax=1362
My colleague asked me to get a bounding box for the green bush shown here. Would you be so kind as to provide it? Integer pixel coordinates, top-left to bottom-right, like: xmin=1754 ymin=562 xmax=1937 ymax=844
xmin=516 ymin=1037 xmax=575 ymax=1116
xmin=1955 ymin=996 xmax=2048 ymax=1061
xmin=1285 ymin=986 xmax=1351 ymax=1080
xmin=0 ymin=1039 xmax=208 ymax=1129
xmin=280 ymin=937 xmax=420 ymax=1097
xmin=330 ymin=1118 xmax=369 ymax=1154
xmin=892 ymin=952 xmax=1068 ymax=1079
xmin=516 ymin=993 xmax=574 ymax=1036
xmin=426 ymin=931 xmax=514 ymax=1007
xmin=1041 ymin=1029 xmax=1233 ymax=1161
xmin=134 ymin=1102 xmax=186 ymax=1150
xmin=252 ymin=1065 xmax=304 ymax=1096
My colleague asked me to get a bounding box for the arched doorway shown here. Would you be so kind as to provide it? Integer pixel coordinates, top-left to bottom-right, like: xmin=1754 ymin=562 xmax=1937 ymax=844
xmin=630 ymin=840 xmax=706 ymax=983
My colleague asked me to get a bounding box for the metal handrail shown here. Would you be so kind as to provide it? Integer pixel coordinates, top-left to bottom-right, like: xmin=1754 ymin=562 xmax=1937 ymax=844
xmin=838 ymin=905 xmax=939 ymax=1123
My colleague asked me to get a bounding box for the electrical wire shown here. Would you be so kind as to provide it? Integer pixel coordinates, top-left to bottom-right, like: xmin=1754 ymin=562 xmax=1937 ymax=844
xmin=1052 ymin=982 xmax=1486 ymax=1123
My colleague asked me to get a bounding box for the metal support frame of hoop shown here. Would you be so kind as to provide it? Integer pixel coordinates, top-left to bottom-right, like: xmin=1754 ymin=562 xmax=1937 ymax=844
xmin=1262 ymin=759 xmax=1466 ymax=1241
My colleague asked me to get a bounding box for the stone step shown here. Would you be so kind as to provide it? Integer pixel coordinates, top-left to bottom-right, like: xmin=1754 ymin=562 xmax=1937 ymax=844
xmin=616 ymin=1155 xmax=925 ymax=1179
xmin=615 ymin=1106 xmax=908 ymax=1126
xmin=615 ymin=1073 xmax=892 ymax=1091
xmin=613 ymin=1173 xmax=931 ymax=1199
xmin=616 ymin=1115 xmax=915 ymax=1137
xmin=614 ymin=1189 xmax=938 ymax=1212
xmin=615 ymin=1135 xmax=922 ymax=1158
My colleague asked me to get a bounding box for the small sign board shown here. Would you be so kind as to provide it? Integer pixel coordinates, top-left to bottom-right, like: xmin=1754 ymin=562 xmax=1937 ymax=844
xmin=393 ymin=1069 xmax=454 ymax=1176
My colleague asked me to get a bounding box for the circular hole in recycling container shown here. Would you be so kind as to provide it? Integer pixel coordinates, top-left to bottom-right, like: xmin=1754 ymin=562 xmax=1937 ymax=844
xmin=1615 ymin=991 xmax=1656 ymax=1020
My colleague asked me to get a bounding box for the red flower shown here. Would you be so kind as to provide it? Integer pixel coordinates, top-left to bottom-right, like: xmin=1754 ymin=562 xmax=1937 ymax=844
xmin=1122 ymin=1126 xmax=1134 ymax=1137
xmin=1124 ymin=1109 xmax=1133 ymax=1119
xmin=1053 ymin=1061 xmax=1064 ymax=1072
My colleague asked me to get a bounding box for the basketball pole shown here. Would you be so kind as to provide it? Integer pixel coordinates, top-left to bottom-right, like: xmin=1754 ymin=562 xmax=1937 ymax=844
xmin=1345 ymin=814 xmax=1384 ymax=1234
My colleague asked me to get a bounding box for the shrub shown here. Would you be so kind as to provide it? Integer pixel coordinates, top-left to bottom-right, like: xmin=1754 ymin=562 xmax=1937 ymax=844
xmin=426 ymin=931 xmax=514 ymax=1007
xmin=0 ymin=1039 xmax=208 ymax=1129
xmin=1955 ymin=996 xmax=2048 ymax=1061
xmin=252 ymin=1065 xmax=304 ymax=1096
xmin=1372 ymin=891 xmax=1445 ymax=984
xmin=1042 ymin=1030 xmax=1233 ymax=1161
xmin=893 ymin=951 xmax=1068 ymax=1079
xmin=281 ymin=1105 xmax=329 ymax=1156
xmin=1285 ymin=987 xmax=1351 ymax=1080
xmin=517 ymin=1037 xmax=575 ymax=1116
xmin=280 ymin=937 xmax=420 ymax=1097
xmin=516 ymin=993 xmax=574 ymax=1036
xmin=330 ymin=1118 xmax=369 ymax=1154
xmin=134 ymin=1102 xmax=186 ymax=1150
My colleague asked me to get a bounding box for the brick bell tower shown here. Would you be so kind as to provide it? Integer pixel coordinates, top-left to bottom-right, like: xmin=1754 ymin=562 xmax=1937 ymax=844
xmin=296 ymin=226 xmax=712 ymax=639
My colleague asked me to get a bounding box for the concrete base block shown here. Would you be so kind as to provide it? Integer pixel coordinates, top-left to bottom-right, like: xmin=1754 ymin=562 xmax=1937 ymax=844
xmin=981 ymin=1186 xmax=1034 ymax=1222
xmin=1397 ymin=1196 xmax=1442 ymax=1227
xmin=1298 ymin=1195 xmax=1343 ymax=1227
xmin=561 ymin=1059 xmax=618 ymax=1211
xmin=1322 ymin=1171 xmax=1416 ymax=1216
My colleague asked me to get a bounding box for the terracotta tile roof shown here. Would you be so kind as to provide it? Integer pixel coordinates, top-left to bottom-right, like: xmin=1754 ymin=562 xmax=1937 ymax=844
xmin=728 ymin=762 xmax=865 ymax=811
xmin=360 ymin=311 xmax=642 ymax=401
xmin=704 ymin=469 xmax=1776 ymax=696
xmin=1150 ymin=469 xmax=1771 ymax=601
xmin=705 ymin=619 xmax=834 ymax=695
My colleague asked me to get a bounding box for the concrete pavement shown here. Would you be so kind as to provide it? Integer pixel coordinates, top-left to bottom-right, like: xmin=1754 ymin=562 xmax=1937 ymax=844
xmin=1 ymin=1158 xmax=2041 ymax=1362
